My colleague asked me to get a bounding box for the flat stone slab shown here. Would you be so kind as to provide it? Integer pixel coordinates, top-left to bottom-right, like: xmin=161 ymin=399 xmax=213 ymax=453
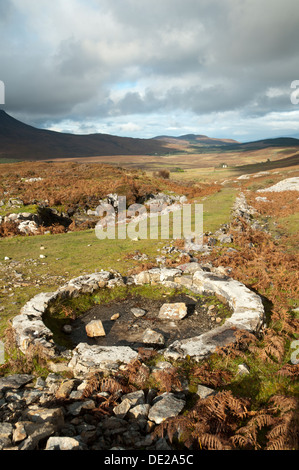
xmin=142 ymin=328 xmax=165 ymax=345
xmin=131 ymin=308 xmax=147 ymax=318
xmin=158 ymin=303 xmax=188 ymax=320
xmin=257 ymin=177 xmax=299 ymax=193
xmin=192 ymin=270 xmax=264 ymax=332
xmin=68 ymin=343 xmax=138 ymax=377
xmin=0 ymin=374 xmax=34 ymax=392
xmin=148 ymin=393 xmax=185 ymax=424
xmin=85 ymin=320 xmax=106 ymax=337
xmin=164 ymin=324 xmax=238 ymax=361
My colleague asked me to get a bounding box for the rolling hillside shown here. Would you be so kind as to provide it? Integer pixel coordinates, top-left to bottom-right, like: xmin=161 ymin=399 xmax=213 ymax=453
xmin=0 ymin=110 xmax=169 ymax=160
xmin=1 ymin=109 xmax=299 ymax=162
xmin=155 ymin=134 xmax=299 ymax=152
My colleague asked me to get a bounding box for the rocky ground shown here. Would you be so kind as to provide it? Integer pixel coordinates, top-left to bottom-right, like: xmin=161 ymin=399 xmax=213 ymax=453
xmin=0 ymin=366 xmax=197 ymax=450
xmin=0 ymin=190 xmax=260 ymax=451
xmin=0 ymin=177 xmax=298 ymax=451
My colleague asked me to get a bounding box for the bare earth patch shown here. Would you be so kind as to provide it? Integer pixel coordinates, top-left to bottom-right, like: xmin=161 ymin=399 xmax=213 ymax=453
xmin=68 ymin=293 xmax=227 ymax=349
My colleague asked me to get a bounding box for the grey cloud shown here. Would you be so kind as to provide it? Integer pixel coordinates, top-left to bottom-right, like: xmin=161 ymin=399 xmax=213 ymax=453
xmin=1 ymin=0 xmax=298 ymax=137
xmin=0 ymin=0 xmax=15 ymax=22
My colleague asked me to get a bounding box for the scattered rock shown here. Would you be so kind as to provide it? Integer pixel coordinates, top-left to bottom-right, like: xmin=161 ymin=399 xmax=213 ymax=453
xmin=196 ymin=384 xmax=216 ymax=399
xmin=121 ymin=390 xmax=145 ymax=406
xmin=158 ymin=303 xmax=187 ymax=320
xmin=127 ymin=404 xmax=150 ymax=420
xmin=55 ymin=380 xmax=76 ymax=400
xmin=257 ymin=177 xmax=299 ymax=193
xmin=45 ymin=436 xmax=83 ymax=450
xmin=62 ymin=324 xmax=72 ymax=334
xmin=110 ymin=313 xmax=119 ymax=321
xmin=25 ymin=406 xmax=65 ymax=428
xmin=18 ymin=423 xmax=56 ymax=450
xmin=131 ymin=307 xmax=147 ymax=318
xmin=0 ymin=423 xmax=13 ymax=440
xmin=0 ymin=374 xmax=34 ymax=392
xmin=142 ymin=328 xmax=165 ymax=345
xmin=237 ymin=363 xmax=250 ymax=376
xmin=66 ymin=399 xmax=95 ymax=416
xmin=148 ymin=393 xmax=185 ymax=424
xmin=85 ymin=320 xmax=106 ymax=338
xmin=12 ymin=422 xmax=27 ymax=443
xmin=7 ymin=198 xmax=23 ymax=208
xmin=255 ymin=196 xmax=269 ymax=202
xmin=113 ymin=398 xmax=131 ymax=419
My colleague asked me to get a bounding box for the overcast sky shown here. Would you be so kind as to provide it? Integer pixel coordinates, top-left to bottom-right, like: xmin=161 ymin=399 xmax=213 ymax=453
xmin=1 ymin=0 xmax=299 ymax=141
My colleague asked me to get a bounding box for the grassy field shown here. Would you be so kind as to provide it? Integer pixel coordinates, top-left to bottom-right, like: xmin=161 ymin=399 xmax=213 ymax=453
xmin=0 ymin=187 xmax=236 ymax=336
xmin=0 ymin=156 xmax=298 ymax=450
xmin=53 ymin=145 xmax=299 ymax=173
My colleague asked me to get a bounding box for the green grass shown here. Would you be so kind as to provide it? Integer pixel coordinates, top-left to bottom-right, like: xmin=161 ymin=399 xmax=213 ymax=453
xmin=0 ymin=188 xmax=236 ymax=338
xmin=198 ymin=187 xmax=236 ymax=233
xmin=262 ymin=210 xmax=299 ymax=256
xmin=0 ymin=203 xmax=39 ymax=217
xmin=0 ymin=158 xmax=23 ymax=164
xmin=277 ymin=212 xmax=299 ymax=237
xmin=206 ymin=343 xmax=299 ymax=406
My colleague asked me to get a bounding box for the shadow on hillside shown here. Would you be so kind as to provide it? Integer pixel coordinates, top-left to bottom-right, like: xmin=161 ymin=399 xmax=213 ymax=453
xmin=231 ymin=153 xmax=299 ymax=175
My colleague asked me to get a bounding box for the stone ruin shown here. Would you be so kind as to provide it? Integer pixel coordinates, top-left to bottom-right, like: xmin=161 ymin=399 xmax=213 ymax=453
xmin=11 ymin=263 xmax=265 ymax=379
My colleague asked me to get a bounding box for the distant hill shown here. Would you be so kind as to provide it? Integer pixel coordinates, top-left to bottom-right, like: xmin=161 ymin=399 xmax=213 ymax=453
xmin=227 ymin=137 xmax=299 ymax=150
xmin=1 ymin=110 xmax=299 ymax=162
xmin=155 ymin=134 xmax=299 ymax=151
xmin=0 ymin=110 xmax=169 ymax=160
xmin=234 ymin=152 xmax=299 ymax=173
xmin=154 ymin=134 xmax=239 ymax=147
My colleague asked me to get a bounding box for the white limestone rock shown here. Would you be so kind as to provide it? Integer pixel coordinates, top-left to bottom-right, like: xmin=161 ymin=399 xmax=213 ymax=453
xmin=196 ymin=384 xmax=216 ymax=399
xmin=257 ymin=177 xmax=299 ymax=193
xmin=45 ymin=436 xmax=83 ymax=450
xmin=68 ymin=343 xmax=138 ymax=377
xmin=85 ymin=320 xmax=106 ymax=337
xmin=148 ymin=393 xmax=185 ymax=424
xmin=131 ymin=307 xmax=146 ymax=318
xmin=158 ymin=303 xmax=187 ymax=321
xmin=142 ymin=328 xmax=165 ymax=345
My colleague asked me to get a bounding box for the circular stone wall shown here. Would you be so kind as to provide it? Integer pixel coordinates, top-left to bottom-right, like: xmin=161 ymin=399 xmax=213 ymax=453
xmin=11 ymin=262 xmax=265 ymax=377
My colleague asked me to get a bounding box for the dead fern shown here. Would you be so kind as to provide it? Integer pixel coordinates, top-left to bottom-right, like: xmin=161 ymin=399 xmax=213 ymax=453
xmin=266 ymin=396 xmax=299 ymax=450
xmin=191 ymin=362 xmax=232 ymax=388
xmin=231 ymin=412 xmax=274 ymax=450
xmin=155 ymin=390 xmax=251 ymax=450
xmin=260 ymin=329 xmax=286 ymax=363
xmin=92 ymin=393 xmax=120 ymax=417
xmin=100 ymin=375 xmax=132 ymax=395
xmin=215 ymin=329 xmax=259 ymax=361
xmin=152 ymin=367 xmax=183 ymax=393
xmin=231 ymin=395 xmax=299 ymax=450
xmin=117 ymin=358 xmax=150 ymax=389
xmin=277 ymin=364 xmax=299 ymax=380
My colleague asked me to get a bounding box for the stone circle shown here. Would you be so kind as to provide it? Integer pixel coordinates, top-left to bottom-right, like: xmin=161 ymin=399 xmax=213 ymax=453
xmin=11 ymin=263 xmax=265 ymax=377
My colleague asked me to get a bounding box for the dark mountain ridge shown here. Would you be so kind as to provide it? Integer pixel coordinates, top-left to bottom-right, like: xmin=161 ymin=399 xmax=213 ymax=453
xmin=155 ymin=133 xmax=299 ymax=150
xmin=0 ymin=110 xmax=169 ymax=160
xmin=1 ymin=110 xmax=299 ymax=161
